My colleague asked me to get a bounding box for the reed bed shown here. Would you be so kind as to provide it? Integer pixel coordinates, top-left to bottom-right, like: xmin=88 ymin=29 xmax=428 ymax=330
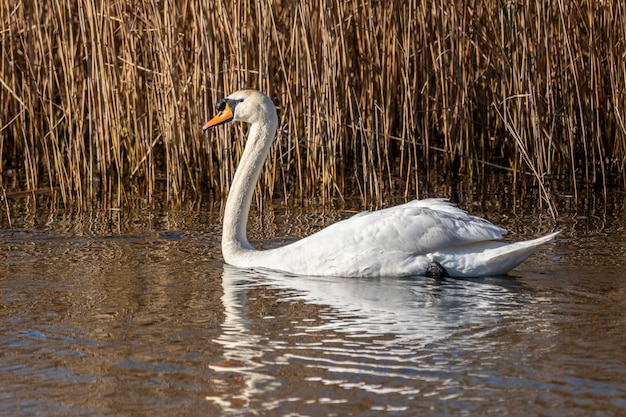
xmin=1 ymin=0 xmax=625 ymax=208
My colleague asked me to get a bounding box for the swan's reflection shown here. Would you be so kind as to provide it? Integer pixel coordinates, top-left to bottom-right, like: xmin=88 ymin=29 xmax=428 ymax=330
xmin=207 ymin=265 xmax=531 ymax=414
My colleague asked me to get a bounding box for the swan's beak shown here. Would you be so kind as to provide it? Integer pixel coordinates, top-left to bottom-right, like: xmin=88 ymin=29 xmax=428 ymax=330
xmin=202 ymin=103 xmax=234 ymax=131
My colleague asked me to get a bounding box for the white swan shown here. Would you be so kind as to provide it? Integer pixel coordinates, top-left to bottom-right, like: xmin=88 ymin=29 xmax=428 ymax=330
xmin=203 ymin=89 xmax=558 ymax=278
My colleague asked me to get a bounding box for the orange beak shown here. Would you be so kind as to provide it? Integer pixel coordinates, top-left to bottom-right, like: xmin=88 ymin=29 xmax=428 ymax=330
xmin=202 ymin=103 xmax=234 ymax=131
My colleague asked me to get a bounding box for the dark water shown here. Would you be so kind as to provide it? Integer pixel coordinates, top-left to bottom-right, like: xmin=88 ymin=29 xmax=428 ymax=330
xmin=1 ymin=191 xmax=625 ymax=416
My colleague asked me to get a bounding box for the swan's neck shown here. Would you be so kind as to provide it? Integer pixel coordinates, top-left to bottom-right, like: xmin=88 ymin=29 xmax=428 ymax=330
xmin=222 ymin=121 xmax=277 ymax=261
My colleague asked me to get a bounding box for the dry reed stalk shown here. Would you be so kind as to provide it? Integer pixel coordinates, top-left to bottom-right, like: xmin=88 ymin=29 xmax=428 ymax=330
xmin=0 ymin=0 xmax=625 ymax=210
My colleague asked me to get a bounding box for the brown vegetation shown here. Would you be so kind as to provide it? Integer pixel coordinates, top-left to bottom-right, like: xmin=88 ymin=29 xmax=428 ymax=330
xmin=1 ymin=0 xmax=625 ymax=208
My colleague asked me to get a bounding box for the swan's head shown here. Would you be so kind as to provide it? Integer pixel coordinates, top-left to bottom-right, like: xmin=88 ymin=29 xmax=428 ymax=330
xmin=202 ymin=89 xmax=277 ymax=131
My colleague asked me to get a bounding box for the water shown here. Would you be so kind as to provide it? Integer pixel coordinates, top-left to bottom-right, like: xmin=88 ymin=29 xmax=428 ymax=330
xmin=1 ymin=192 xmax=625 ymax=416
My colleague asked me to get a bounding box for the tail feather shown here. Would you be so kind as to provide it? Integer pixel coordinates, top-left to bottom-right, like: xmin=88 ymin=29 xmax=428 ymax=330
xmin=485 ymin=231 xmax=560 ymax=273
xmin=436 ymin=231 xmax=560 ymax=277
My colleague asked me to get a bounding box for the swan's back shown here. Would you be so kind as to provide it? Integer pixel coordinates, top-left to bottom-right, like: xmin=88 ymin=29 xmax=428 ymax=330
xmin=230 ymin=199 xmax=556 ymax=277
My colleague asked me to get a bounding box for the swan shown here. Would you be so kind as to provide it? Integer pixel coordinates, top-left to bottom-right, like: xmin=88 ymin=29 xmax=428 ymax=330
xmin=203 ymin=89 xmax=558 ymax=278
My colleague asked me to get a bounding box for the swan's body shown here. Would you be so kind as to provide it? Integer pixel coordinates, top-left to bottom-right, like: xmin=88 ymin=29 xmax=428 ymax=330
xmin=204 ymin=89 xmax=558 ymax=278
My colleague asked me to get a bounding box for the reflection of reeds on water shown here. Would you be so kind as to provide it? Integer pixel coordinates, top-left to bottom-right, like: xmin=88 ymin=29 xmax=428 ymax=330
xmin=1 ymin=0 xmax=624 ymax=207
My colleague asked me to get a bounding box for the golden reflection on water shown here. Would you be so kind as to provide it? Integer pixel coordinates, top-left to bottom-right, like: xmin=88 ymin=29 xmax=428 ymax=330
xmin=0 ymin=187 xmax=625 ymax=416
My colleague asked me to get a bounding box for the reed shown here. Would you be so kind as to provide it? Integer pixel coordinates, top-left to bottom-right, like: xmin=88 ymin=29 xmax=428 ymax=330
xmin=1 ymin=0 xmax=625 ymax=208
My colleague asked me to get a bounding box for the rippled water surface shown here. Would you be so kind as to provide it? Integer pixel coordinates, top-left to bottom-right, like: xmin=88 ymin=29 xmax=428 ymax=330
xmin=1 ymin=191 xmax=625 ymax=416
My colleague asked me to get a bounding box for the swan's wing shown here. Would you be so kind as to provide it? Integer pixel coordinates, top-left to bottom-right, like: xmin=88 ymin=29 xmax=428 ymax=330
xmin=309 ymin=198 xmax=507 ymax=254
xmin=255 ymin=198 xmax=511 ymax=277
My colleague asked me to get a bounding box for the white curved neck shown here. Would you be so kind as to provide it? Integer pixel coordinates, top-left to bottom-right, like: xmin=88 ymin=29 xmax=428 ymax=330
xmin=222 ymin=120 xmax=277 ymax=261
